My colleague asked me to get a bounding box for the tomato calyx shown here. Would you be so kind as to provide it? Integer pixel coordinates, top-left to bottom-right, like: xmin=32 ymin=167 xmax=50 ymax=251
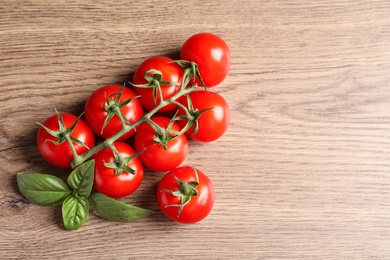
xmin=102 ymin=86 xmax=139 ymax=134
xmin=145 ymin=117 xmax=182 ymax=150
xmin=174 ymin=95 xmax=214 ymax=136
xmin=161 ymin=168 xmax=199 ymax=216
xmin=175 ymin=60 xmax=207 ymax=89
xmin=37 ymin=110 xmax=90 ymax=151
xmin=130 ymin=69 xmax=179 ymax=106
xmin=103 ymin=144 xmax=143 ymax=176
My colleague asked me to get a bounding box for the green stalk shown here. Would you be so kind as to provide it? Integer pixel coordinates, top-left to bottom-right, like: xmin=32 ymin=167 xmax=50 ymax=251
xmin=71 ymin=84 xmax=200 ymax=168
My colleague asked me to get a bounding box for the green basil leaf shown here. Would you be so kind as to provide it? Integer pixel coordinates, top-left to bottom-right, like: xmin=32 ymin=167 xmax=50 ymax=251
xmin=67 ymin=160 xmax=95 ymax=197
xmin=62 ymin=195 xmax=89 ymax=230
xmin=90 ymin=193 xmax=152 ymax=222
xmin=16 ymin=172 xmax=71 ymax=206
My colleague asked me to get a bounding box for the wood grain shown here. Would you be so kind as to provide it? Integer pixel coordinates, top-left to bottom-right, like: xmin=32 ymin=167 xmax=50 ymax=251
xmin=1 ymin=0 xmax=390 ymax=259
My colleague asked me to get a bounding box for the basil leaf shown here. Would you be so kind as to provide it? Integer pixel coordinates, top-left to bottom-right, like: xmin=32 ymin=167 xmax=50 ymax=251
xmin=16 ymin=173 xmax=71 ymax=206
xmin=67 ymin=160 xmax=95 ymax=197
xmin=90 ymin=193 xmax=152 ymax=222
xmin=62 ymin=195 xmax=89 ymax=230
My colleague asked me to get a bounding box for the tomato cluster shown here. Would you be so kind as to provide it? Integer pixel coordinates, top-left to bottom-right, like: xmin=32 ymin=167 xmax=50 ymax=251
xmin=35 ymin=32 xmax=230 ymax=224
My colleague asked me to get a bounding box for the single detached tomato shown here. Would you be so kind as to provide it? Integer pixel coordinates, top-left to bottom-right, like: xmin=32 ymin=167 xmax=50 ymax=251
xmin=84 ymin=85 xmax=143 ymax=140
xmin=92 ymin=141 xmax=144 ymax=198
xmin=37 ymin=113 xmax=95 ymax=169
xmin=157 ymin=166 xmax=215 ymax=224
xmin=132 ymin=56 xmax=183 ymax=112
xmin=134 ymin=117 xmax=188 ymax=172
xmin=177 ymin=90 xmax=230 ymax=142
xmin=180 ymin=32 xmax=230 ymax=87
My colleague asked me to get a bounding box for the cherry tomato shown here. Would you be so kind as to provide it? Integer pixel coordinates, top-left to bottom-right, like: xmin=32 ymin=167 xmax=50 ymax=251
xmin=37 ymin=113 xmax=95 ymax=169
xmin=177 ymin=90 xmax=230 ymax=142
xmin=84 ymin=85 xmax=143 ymax=140
xmin=92 ymin=141 xmax=144 ymax=198
xmin=134 ymin=117 xmax=188 ymax=172
xmin=157 ymin=166 xmax=215 ymax=224
xmin=132 ymin=56 xmax=183 ymax=112
xmin=180 ymin=32 xmax=230 ymax=87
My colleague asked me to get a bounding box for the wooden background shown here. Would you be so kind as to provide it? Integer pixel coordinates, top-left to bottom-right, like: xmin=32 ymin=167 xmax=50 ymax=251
xmin=1 ymin=0 xmax=390 ymax=259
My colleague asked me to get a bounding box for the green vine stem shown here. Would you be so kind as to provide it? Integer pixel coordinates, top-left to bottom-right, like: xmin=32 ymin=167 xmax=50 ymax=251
xmin=70 ymin=82 xmax=200 ymax=168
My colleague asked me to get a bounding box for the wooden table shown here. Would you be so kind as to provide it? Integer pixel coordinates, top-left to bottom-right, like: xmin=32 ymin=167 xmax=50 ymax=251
xmin=1 ymin=0 xmax=390 ymax=259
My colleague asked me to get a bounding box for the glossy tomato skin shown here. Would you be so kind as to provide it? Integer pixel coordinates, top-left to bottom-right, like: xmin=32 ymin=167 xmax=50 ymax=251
xmin=157 ymin=166 xmax=215 ymax=224
xmin=134 ymin=117 xmax=188 ymax=172
xmin=84 ymin=85 xmax=143 ymax=140
xmin=132 ymin=56 xmax=183 ymax=112
xmin=37 ymin=113 xmax=95 ymax=169
xmin=180 ymin=33 xmax=230 ymax=87
xmin=177 ymin=90 xmax=230 ymax=142
xmin=92 ymin=141 xmax=144 ymax=198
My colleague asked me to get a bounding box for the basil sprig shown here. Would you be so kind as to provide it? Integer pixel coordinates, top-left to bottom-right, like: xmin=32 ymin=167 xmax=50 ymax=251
xmin=62 ymin=160 xmax=95 ymax=230
xmin=16 ymin=160 xmax=151 ymax=230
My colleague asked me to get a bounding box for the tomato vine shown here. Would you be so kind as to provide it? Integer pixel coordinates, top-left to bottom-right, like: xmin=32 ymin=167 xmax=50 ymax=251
xmin=71 ymin=78 xmax=201 ymax=168
xmin=17 ymin=32 xmax=231 ymax=229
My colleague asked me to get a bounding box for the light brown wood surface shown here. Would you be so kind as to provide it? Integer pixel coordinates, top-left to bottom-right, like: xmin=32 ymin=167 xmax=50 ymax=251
xmin=1 ymin=0 xmax=390 ymax=259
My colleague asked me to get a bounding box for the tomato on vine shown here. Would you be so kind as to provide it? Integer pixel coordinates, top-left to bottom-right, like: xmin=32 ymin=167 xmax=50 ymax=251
xmin=134 ymin=116 xmax=188 ymax=172
xmin=84 ymin=85 xmax=143 ymax=140
xmin=180 ymin=32 xmax=231 ymax=87
xmin=157 ymin=166 xmax=215 ymax=224
xmin=92 ymin=141 xmax=144 ymax=198
xmin=18 ymin=33 xmax=234 ymax=231
xmin=132 ymin=56 xmax=183 ymax=113
xmin=37 ymin=113 xmax=95 ymax=169
xmin=177 ymin=90 xmax=230 ymax=142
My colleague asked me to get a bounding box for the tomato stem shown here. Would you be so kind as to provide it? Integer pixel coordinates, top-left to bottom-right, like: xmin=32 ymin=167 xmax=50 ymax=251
xmin=71 ymin=83 xmax=201 ymax=168
xmin=65 ymin=134 xmax=79 ymax=162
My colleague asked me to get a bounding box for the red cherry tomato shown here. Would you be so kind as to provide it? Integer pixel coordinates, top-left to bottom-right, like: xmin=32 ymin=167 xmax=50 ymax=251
xmin=84 ymin=85 xmax=143 ymax=140
xmin=132 ymin=56 xmax=183 ymax=112
xmin=157 ymin=166 xmax=215 ymax=224
xmin=177 ymin=90 xmax=230 ymax=142
xmin=134 ymin=117 xmax=188 ymax=172
xmin=37 ymin=113 xmax=95 ymax=169
xmin=180 ymin=32 xmax=230 ymax=87
xmin=92 ymin=141 xmax=144 ymax=198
